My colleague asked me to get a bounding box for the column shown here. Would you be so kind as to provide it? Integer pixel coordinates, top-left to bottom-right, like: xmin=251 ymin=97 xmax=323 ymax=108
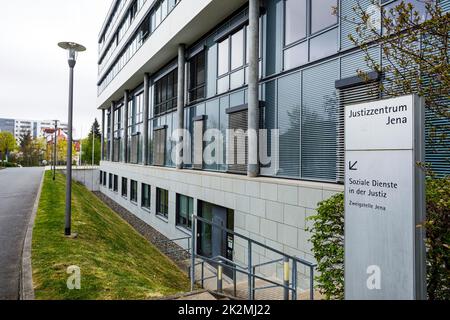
xmin=101 ymin=109 xmax=105 ymax=161
xmin=124 ymin=90 xmax=129 ymax=163
xmin=247 ymin=0 xmax=260 ymax=177
xmin=176 ymin=44 xmax=186 ymax=170
xmin=110 ymin=102 xmax=114 ymax=162
xmin=143 ymin=73 xmax=150 ymax=165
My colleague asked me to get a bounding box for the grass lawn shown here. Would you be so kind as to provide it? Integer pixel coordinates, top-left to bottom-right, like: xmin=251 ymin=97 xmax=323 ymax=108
xmin=32 ymin=171 xmax=190 ymax=300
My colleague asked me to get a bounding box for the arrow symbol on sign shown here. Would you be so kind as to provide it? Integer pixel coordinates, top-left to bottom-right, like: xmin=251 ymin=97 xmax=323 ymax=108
xmin=349 ymin=161 xmax=358 ymax=171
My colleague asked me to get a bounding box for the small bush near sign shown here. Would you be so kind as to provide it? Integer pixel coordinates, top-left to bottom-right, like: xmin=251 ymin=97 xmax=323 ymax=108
xmin=308 ymin=178 xmax=450 ymax=300
xmin=307 ymin=193 xmax=344 ymax=300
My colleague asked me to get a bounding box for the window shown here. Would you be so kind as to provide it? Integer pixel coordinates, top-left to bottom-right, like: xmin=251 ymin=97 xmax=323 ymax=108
xmin=176 ymin=194 xmax=193 ymax=229
xmin=156 ymin=188 xmax=169 ymax=218
xmin=283 ymin=42 xmax=308 ymax=71
xmin=107 ymin=111 xmax=112 ymax=161
xmin=283 ymin=0 xmax=338 ymax=70
xmin=217 ymin=27 xmax=248 ymax=94
xmin=188 ymin=51 xmax=206 ymax=103
xmin=129 ymin=92 xmax=143 ymax=164
xmin=122 ymin=177 xmax=128 ymax=197
xmin=309 ymin=28 xmax=339 ymax=61
xmin=113 ymin=104 xmax=123 ymax=162
xmin=227 ymin=108 xmax=248 ymax=174
xmin=100 ymin=171 xmax=103 ymax=184
xmin=285 ymin=0 xmax=307 ymax=45
xmin=142 ymin=183 xmax=151 ymax=209
xmin=218 ymin=38 xmax=230 ymax=76
xmin=311 ymin=0 xmax=338 ymax=34
xmin=383 ymin=0 xmax=433 ymax=28
xmin=113 ymin=175 xmax=119 ymax=192
xmin=231 ymin=29 xmax=245 ymax=70
xmin=131 ymin=180 xmax=138 ymax=202
xmin=103 ymin=172 xmax=107 ymax=186
xmin=154 ymin=69 xmax=178 ymax=116
xmin=109 ymin=173 xmax=113 ymax=189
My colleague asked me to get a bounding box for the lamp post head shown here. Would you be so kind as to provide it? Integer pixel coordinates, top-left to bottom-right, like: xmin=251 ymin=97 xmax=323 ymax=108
xmin=58 ymin=42 xmax=86 ymax=68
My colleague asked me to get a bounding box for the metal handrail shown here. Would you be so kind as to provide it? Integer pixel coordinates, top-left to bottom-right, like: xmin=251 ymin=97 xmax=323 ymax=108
xmin=191 ymin=215 xmax=316 ymax=300
xmin=196 ymin=254 xmax=296 ymax=293
xmin=253 ymin=258 xmax=284 ymax=269
xmin=155 ymin=236 xmax=191 ymax=245
xmin=195 ymin=215 xmax=316 ymax=268
xmin=211 ymin=255 xmax=247 ymax=271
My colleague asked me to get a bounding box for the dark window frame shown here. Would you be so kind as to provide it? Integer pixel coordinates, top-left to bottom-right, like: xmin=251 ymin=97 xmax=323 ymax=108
xmin=156 ymin=188 xmax=169 ymax=219
xmin=122 ymin=177 xmax=128 ymax=197
xmin=113 ymin=175 xmax=119 ymax=192
xmin=108 ymin=173 xmax=113 ymax=189
xmin=154 ymin=69 xmax=178 ymax=117
xmin=130 ymin=180 xmax=138 ymax=203
xmin=141 ymin=183 xmax=151 ymax=210
xmin=176 ymin=194 xmax=193 ymax=230
xmin=188 ymin=51 xmax=206 ymax=104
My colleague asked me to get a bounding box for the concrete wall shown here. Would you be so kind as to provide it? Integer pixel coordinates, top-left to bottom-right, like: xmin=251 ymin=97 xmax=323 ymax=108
xmin=100 ymin=161 xmax=343 ymax=289
xmin=63 ymin=168 xmax=100 ymax=192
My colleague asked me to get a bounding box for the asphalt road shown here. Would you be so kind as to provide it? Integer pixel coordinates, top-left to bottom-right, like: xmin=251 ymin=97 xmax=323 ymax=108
xmin=0 ymin=167 xmax=44 ymax=300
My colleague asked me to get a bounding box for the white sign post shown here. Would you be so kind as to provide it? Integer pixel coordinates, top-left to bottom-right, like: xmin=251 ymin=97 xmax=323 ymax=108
xmin=344 ymin=94 xmax=426 ymax=300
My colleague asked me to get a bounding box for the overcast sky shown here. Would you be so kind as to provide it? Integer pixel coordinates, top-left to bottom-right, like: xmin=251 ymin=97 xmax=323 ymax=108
xmin=0 ymin=0 xmax=112 ymax=139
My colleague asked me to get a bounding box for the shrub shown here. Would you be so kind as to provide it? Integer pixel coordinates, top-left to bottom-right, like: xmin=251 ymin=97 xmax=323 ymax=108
xmin=308 ymin=193 xmax=344 ymax=300
xmin=308 ymin=178 xmax=450 ymax=300
xmin=1 ymin=161 xmax=18 ymax=168
xmin=425 ymin=177 xmax=450 ymax=300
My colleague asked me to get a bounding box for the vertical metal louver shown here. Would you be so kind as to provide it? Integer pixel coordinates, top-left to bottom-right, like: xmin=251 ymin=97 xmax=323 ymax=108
xmin=336 ymin=81 xmax=380 ymax=182
xmin=130 ymin=133 xmax=140 ymax=164
xmin=153 ymin=127 xmax=167 ymax=166
xmin=227 ymin=108 xmax=248 ymax=174
xmin=193 ymin=117 xmax=205 ymax=170
xmin=278 ymin=73 xmax=301 ymax=178
xmin=106 ymin=141 xmax=111 ymax=161
xmin=113 ymin=138 xmax=120 ymax=162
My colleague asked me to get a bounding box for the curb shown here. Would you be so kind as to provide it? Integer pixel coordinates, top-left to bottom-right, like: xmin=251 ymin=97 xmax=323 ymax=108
xmin=20 ymin=170 xmax=44 ymax=300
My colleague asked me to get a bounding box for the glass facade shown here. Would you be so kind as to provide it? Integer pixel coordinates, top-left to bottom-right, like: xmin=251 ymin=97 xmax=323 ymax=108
xmin=100 ymin=0 xmax=449 ymax=181
xmin=98 ymin=0 xmax=181 ymax=95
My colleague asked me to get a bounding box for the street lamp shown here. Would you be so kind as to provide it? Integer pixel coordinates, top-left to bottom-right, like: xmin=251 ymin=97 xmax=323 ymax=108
xmin=58 ymin=41 xmax=86 ymax=237
xmin=53 ymin=120 xmax=59 ymax=181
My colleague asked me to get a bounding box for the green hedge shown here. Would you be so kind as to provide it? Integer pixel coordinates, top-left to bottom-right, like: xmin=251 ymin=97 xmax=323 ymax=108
xmin=308 ymin=177 xmax=450 ymax=300
xmin=1 ymin=162 xmax=18 ymax=168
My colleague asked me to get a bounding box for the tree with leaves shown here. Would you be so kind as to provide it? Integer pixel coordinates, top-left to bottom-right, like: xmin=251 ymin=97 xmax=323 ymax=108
xmin=0 ymin=131 xmax=16 ymax=163
xmin=18 ymin=132 xmax=47 ymax=167
xmin=80 ymin=119 xmax=102 ymax=165
xmin=310 ymin=1 xmax=450 ymax=300
xmin=90 ymin=118 xmax=101 ymax=139
xmin=342 ymin=0 xmax=449 ymax=172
